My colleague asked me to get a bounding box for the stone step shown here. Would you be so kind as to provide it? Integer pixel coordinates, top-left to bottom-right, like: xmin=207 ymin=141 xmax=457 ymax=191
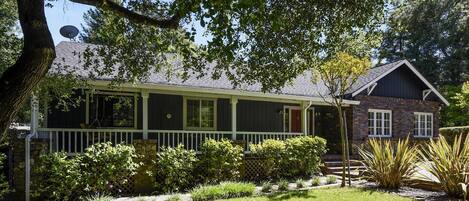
xmin=324 ymin=160 xmax=364 ymax=167
xmin=327 ymin=166 xmax=366 ymax=171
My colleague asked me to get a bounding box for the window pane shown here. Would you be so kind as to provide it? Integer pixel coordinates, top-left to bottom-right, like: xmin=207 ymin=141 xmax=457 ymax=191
xmin=112 ymin=96 xmax=135 ymax=127
xmin=376 ymin=112 xmax=382 ymax=135
xmin=200 ymin=100 xmax=214 ymax=128
xmin=383 ymin=113 xmax=390 ymax=136
xmin=187 ymin=99 xmax=200 ymax=127
xmin=368 ymin=112 xmax=374 ymax=135
xmin=426 ymin=115 xmax=432 ymax=136
xmin=89 ymin=94 xmax=135 ymax=128
xmin=420 ymin=115 xmax=425 ymax=136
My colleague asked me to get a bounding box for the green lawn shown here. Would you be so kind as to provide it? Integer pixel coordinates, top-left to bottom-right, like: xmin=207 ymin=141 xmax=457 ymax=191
xmin=217 ymin=187 xmax=413 ymax=201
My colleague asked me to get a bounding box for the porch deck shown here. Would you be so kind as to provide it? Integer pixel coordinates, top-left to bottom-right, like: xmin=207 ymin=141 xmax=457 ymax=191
xmin=38 ymin=128 xmax=303 ymax=155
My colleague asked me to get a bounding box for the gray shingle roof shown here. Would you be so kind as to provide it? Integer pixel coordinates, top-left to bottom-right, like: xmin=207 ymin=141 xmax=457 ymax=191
xmin=51 ymin=41 xmax=403 ymax=98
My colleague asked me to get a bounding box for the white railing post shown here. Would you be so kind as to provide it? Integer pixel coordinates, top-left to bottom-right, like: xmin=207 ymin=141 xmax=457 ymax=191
xmin=142 ymin=90 xmax=149 ymax=140
xmin=230 ymin=97 xmax=238 ymax=140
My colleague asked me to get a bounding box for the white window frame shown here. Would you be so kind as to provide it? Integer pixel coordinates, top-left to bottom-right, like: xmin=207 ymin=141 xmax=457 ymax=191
xmin=85 ymin=91 xmax=138 ymax=129
xmin=368 ymin=109 xmax=392 ymax=137
xmin=183 ymin=97 xmax=217 ymax=131
xmin=413 ymin=112 xmax=433 ymax=138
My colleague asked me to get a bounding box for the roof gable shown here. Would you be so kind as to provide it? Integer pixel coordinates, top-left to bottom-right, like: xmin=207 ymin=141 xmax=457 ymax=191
xmin=350 ymin=60 xmax=449 ymax=106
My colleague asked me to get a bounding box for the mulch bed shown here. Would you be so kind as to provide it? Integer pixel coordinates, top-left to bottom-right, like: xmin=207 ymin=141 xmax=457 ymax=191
xmin=356 ymin=182 xmax=456 ymax=201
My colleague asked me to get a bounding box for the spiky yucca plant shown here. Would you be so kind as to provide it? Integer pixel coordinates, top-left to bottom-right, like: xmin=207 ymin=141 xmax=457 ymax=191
xmin=358 ymin=137 xmax=419 ymax=189
xmin=420 ymin=135 xmax=469 ymax=197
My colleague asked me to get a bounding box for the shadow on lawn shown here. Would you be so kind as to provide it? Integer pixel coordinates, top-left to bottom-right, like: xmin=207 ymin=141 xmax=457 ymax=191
xmin=266 ymin=190 xmax=317 ymax=201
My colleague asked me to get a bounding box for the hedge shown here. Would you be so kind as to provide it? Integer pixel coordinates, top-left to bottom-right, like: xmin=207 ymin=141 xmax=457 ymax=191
xmin=439 ymin=126 xmax=469 ymax=145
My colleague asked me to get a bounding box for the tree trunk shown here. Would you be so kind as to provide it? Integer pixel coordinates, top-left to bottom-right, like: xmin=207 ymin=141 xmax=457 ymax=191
xmin=337 ymin=105 xmax=347 ymax=187
xmin=0 ymin=0 xmax=55 ymax=135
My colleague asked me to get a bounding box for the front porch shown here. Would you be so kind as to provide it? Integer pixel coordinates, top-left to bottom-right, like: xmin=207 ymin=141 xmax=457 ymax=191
xmin=34 ymin=85 xmax=355 ymax=155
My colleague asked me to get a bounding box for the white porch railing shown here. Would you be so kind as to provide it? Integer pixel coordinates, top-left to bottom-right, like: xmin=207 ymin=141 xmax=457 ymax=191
xmin=38 ymin=128 xmax=303 ymax=154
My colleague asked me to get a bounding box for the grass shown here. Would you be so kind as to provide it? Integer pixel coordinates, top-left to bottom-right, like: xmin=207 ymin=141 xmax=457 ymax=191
xmin=191 ymin=182 xmax=256 ymax=201
xmin=217 ymin=187 xmax=413 ymax=201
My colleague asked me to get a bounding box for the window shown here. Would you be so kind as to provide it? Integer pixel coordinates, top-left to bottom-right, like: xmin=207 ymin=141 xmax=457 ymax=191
xmin=184 ymin=98 xmax=216 ymax=130
xmin=414 ymin=112 xmax=433 ymax=137
xmin=368 ymin=109 xmax=392 ymax=137
xmin=88 ymin=93 xmax=137 ymax=128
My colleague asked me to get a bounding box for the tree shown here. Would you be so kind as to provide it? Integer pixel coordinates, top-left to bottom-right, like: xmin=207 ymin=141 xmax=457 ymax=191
xmin=0 ymin=0 xmax=386 ymax=135
xmin=441 ymin=81 xmax=469 ymax=127
xmin=379 ymin=0 xmax=469 ymax=86
xmin=312 ymin=52 xmax=371 ymax=187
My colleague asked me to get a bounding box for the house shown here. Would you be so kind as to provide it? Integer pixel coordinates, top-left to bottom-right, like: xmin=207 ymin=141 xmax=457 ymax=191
xmin=36 ymin=41 xmax=449 ymax=155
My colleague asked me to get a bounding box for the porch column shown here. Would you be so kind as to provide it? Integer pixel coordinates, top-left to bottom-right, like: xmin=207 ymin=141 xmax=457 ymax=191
xmin=301 ymin=101 xmax=311 ymax=136
xmin=230 ymin=96 xmax=238 ymax=140
xmin=142 ymin=90 xmax=149 ymax=140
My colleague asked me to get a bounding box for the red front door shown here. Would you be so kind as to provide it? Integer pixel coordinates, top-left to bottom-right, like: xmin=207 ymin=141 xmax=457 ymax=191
xmin=290 ymin=109 xmax=301 ymax=133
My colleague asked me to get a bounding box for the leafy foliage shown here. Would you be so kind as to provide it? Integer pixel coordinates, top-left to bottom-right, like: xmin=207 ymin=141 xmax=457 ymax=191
xmin=311 ymin=177 xmax=321 ymax=186
xmin=439 ymin=126 xmax=469 ymax=145
xmin=0 ymin=153 xmax=10 ymax=199
xmin=78 ymin=1 xmax=386 ymax=92
xmin=80 ymin=142 xmax=139 ymax=195
xmin=326 ymin=175 xmax=337 ymax=184
xmin=190 ymin=182 xmax=255 ymax=201
xmin=32 ymin=143 xmax=139 ymax=199
xmin=250 ymin=139 xmax=286 ymax=179
xmin=283 ymin=136 xmax=327 ymax=178
xmin=277 ymin=179 xmax=289 ymax=191
xmin=155 ymin=145 xmax=198 ymax=193
xmin=197 ymin=139 xmax=243 ymax=183
xmin=358 ymin=138 xmax=419 ymax=189
xmin=441 ymin=83 xmax=469 ymax=127
xmin=250 ymin=136 xmax=327 ymax=179
xmin=32 ymin=152 xmax=81 ymax=201
xmin=295 ymin=179 xmax=305 ymax=189
xmin=379 ymin=0 xmax=469 ymax=86
xmin=261 ymin=181 xmax=272 ymax=193
xmin=419 ymin=135 xmax=469 ymax=197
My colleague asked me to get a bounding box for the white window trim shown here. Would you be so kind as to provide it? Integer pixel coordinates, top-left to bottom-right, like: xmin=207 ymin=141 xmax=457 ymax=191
xmin=85 ymin=91 xmax=138 ymax=129
xmin=183 ymin=97 xmax=217 ymax=131
xmin=413 ymin=112 xmax=433 ymax=138
xmin=368 ymin=109 xmax=392 ymax=137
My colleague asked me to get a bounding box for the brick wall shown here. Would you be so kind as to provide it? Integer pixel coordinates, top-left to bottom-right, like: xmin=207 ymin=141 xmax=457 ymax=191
xmin=352 ymin=95 xmax=441 ymax=146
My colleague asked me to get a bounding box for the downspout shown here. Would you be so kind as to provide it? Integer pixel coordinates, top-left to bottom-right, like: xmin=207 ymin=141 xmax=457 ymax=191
xmin=25 ymin=95 xmax=38 ymax=201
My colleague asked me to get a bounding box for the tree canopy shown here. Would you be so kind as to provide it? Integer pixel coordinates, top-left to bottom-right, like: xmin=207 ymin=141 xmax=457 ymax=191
xmin=379 ymin=0 xmax=469 ymax=86
xmin=77 ymin=0 xmax=386 ymax=91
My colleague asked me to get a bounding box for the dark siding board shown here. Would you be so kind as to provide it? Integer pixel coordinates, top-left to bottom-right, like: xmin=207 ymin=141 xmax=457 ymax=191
xmin=217 ymin=99 xmax=231 ymax=131
xmin=237 ymin=100 xmax=295 ymax=132
xmin=370 ymin=65 xmax=428 ymax=99
xmin=47 ymin=91 xmax=86 ymax=128
xmin=148 ymin=93 xmax=183 ymax=130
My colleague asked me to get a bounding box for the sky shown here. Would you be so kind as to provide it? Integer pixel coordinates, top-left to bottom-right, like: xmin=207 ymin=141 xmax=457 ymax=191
xmin=45 ymin=0 xmax=91 ymax=44
xmin=45 ymin=0 xmax=209 ymax=45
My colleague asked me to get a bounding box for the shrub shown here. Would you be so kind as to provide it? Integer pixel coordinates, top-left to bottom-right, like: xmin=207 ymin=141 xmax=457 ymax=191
xmin=31 ymin=152 xmax=81 ymax=200
xmin=439 ymin=126 xmax=469 ymax=145
xmin=198 ymin=139 xmax=243 ymax=183
xmin=0 ymin=153 xmax=10 ymax=200
xmin=261 ymin=181 xmax=272 ymax=193
xmin=155 ymin=145 xmax=198 ymax=193
xmin=80 ymin=142 xmax=139 ymax=194
xmin=284 ymin=136 xmax=327 ymax=177
xmin=277 ymin=180 xmax=289 ymax=191
xmin=420 ymin=135 xmax=469 ymax=197
xmin=191 ymin=182 xmax=255 ymax=201
xmin=311 ymin=177 xmax=321 ymax=186
xmin=83 ymin=194 xmax=114 ymax=201
xmin=296 ymin=179 xmax=305 ymax=188
xmin=167 ymin=194 xmax=182 ymax=201
xmin=358 ymin=137 xmax=418 ymax=189
xmin=326 ymin=175 xmax=337 ymax=184
xmin=250 ymin=139 xmax=286 ymax=179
